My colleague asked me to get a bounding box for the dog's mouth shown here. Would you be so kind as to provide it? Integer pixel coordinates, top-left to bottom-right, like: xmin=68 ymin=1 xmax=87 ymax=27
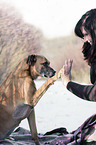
xmin=41 ymin=71 xmax=56 ymax=78
xmin=44 ymin=71 xmax=56 ymax=78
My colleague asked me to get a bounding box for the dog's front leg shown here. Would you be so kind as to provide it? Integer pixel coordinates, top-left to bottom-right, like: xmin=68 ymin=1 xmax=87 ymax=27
xmin=31 ymin=68 xmax=63 ymax=107
xmin=27 ymin=108 xmax=40 ymax=145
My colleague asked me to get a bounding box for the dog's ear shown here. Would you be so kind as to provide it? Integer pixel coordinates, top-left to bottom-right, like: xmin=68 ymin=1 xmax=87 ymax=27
xmin=26 ymin=55 xmax=37 ymax=66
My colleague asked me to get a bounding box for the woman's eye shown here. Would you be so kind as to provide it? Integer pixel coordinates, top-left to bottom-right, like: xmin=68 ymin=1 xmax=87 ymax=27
xmin=84 ymin=33 xmax=88 ymax=36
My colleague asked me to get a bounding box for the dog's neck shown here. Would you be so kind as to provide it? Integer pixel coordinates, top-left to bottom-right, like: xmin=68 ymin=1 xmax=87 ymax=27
xmin=18 ymin=70 xmax=29 ymax=78
xmin=29 ymin=66 xmax=39 ymax=80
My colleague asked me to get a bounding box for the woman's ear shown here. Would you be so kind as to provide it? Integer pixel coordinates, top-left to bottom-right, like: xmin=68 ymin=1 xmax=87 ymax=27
xmin=26 ymin=55 xmax=37 ymax=66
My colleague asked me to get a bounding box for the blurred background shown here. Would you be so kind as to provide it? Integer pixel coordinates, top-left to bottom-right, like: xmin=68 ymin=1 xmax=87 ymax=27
xmin=1 ymin=1 xmax=96 ymax=139
xmin=0 ymin=0 xmax=96 ymax=83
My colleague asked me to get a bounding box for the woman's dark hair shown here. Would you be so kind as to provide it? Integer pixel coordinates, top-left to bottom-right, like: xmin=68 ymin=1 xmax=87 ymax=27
xmin=90 ymin=59 xmax=96 ymax=84
xmin=75 ymin=9 xmax=96 ymax=65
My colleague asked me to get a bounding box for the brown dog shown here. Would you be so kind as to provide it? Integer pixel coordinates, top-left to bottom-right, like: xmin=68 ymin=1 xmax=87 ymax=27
xmin=0 ymin=54 xmax=62 ymax=145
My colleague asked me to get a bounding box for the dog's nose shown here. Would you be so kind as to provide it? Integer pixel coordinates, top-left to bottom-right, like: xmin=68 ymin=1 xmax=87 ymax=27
xmin=50 ymin=70 xmax=56 ymax=77
xmin=54 ymin=70 xmax=56 ymax=75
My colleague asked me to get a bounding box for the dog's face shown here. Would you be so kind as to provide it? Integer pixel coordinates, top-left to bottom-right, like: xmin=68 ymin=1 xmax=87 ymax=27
xmin=26 ymin=55 xmax=56 ymax=79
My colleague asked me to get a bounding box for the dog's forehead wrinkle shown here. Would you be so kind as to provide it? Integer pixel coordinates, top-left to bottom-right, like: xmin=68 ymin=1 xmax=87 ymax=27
xmin=35 ymin=55 xmax=50 ymax=64
xmin=40 ymin=60 xmax=49 ymax=65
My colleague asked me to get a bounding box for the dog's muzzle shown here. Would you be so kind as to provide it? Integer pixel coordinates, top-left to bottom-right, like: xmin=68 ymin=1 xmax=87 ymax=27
xmin=46 ymin=69 xmax=56 ymax=78
xmin=40 ymin=67 xmax=56 ymax=78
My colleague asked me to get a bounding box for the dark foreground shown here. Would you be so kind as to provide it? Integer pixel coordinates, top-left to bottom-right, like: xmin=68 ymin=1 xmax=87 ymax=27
xmin=0 ymin=113 xmax=96 ymax=145
xmin=0 ymin=127 xmax=96 ymax=145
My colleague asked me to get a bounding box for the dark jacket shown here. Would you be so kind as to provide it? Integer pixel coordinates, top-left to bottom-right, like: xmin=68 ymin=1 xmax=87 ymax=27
xmin=67 ymin=81 xmax=96 ymax=101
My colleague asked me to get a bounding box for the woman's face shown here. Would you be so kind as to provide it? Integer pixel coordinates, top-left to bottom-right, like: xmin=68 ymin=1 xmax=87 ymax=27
xmin=81 ymin=26 xmax=92 ymax=45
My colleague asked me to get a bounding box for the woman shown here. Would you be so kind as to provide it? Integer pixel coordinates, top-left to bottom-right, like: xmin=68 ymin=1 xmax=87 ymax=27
xmin=61 ymin=9 xmax=96 ymax=101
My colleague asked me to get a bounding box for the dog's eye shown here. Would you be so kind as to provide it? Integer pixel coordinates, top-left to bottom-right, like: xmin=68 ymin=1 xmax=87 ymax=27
xmin=41 ymin=62 xmax=49 ymax=66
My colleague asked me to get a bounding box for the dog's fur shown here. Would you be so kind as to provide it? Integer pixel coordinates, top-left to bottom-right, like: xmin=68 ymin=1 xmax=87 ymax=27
xmin=0 ymin=54 xmax=59 ymax=145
